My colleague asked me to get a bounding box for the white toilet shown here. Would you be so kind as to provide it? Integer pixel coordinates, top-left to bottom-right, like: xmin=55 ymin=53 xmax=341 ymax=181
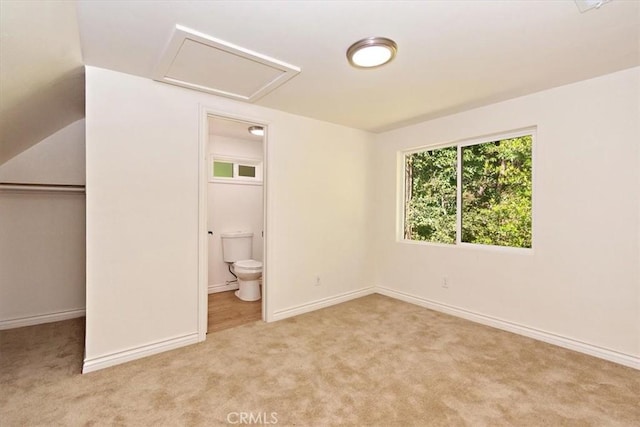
xmin=221 ymin=231 xmax=262 ymax=301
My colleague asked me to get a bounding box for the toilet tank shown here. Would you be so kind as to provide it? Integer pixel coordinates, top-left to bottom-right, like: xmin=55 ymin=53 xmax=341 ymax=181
xmin=221 ymin=231 xmax=253 ymax=262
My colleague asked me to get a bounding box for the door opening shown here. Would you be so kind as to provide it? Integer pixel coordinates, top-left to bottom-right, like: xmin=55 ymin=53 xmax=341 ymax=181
xmin=199 ymin=113 xmax=268 ymax=338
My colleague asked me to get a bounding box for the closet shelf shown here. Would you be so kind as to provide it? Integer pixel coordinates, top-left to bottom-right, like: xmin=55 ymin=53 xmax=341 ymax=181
xmin=0 ymin=182 xmax=86 ymax=194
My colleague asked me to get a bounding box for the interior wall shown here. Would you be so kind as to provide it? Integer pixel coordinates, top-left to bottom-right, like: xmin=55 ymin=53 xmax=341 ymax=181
xmin=85 ymin=67 xmax=374 ymax=366
xmin=0 ymin=119 xmax=86 ymax=184
xmin=0 ymin=119 xmax=86 ymax=328
xmin=372 ymin=67 xmax=640 ymax=359
xmin=207 ymin=134 xmax=263 ymax=290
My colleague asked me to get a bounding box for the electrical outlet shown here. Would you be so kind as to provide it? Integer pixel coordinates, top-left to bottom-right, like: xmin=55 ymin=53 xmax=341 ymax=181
xmin=442 ymin=277 xmax=449 ymax=289
xmin=315 ymin=275 xmax=321 ymax=286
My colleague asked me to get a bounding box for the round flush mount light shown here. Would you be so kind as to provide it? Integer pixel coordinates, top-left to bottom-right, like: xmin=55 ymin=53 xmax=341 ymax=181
xmin=347 ymin=37 xmax=397 ymax=69
xmin=248 ymin=126 xmax=264 ymax=137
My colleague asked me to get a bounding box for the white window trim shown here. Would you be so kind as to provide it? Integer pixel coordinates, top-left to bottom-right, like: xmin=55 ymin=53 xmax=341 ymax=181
xmin=398 ymin=127 xmax=536 ymax=253
xmin=209 ymin=154 xmax=263 ymax=185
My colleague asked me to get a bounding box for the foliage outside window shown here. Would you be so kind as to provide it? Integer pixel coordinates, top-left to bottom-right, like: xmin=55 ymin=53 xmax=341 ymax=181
xmin=404 ymin=133 xmax=532 ymax=249
xmin=405 ymin=146 xmax=457 ymax=244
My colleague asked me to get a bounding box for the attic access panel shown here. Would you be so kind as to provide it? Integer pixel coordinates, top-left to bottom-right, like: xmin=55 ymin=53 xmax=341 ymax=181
xmin=153 ymin=25 xmax=300 ymax=102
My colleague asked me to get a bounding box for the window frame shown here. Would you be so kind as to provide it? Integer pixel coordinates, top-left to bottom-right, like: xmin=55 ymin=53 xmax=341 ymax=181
xmin=209 ymin=154 xmax=263 ymax=185
xmin=399 ymin=127 xmax=536 ymax=253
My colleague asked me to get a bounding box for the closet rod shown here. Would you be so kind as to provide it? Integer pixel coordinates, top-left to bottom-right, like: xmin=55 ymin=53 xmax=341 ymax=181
xmin=0 ymin=182 xmax=86 ymax=193
xmin=0 ymin=182 xmax=85 ymax=188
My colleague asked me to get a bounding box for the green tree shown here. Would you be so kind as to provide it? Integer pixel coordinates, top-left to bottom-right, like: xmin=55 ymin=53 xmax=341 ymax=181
xmin=405 ymin=146 xmax=457 ymax=243
xmin=461 ymin=136 xmax=532 ymax=248
xmin=405 ymin=135 xmax=532 ymax=248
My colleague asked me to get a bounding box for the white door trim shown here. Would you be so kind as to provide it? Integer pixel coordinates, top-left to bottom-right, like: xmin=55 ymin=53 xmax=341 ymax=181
xmin=197 ymin=106 xmax=270 ymax=341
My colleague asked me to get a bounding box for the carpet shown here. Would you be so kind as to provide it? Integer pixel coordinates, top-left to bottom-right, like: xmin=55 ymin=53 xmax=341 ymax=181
xmin=1 ymin=294 xmax=639 ymax=426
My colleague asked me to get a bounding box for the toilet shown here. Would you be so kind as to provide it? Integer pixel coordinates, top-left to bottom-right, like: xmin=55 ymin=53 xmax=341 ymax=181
xmin=221 ymin=231 xmax=262 ymax=301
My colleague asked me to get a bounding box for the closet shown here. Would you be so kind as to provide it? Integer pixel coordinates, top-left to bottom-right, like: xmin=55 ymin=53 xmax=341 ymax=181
xmin=0 ymin=182 xmax=86 ymax=329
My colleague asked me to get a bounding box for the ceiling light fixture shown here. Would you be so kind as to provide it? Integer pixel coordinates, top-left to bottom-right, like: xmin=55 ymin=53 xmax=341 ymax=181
xmin=574 ymin=0 xmax=611 ymax=13
xmin=347 ymin=37 xmax=397 ymax=69
xmin=248 ymin=126 xmax=264 ymax=137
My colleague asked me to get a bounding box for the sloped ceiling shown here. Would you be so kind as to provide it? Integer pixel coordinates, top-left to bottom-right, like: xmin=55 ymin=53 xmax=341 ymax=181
xmin=1 ymin=0 xmax=638 ymax=166
xmin=0 ymin=0 xmax=84 ymax=165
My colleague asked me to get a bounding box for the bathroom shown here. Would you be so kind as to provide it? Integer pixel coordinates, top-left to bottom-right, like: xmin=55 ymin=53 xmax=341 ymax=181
xmin=207 ymin=116 xmax=264 ymax=333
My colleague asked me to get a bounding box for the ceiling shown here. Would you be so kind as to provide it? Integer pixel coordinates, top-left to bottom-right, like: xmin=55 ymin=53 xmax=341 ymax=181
xmin=1 ymin=1 xmax=639 ymax=165
xmin=209 ymin=116 xmax=263 ymax=143
xmin=76 ymin=0 xmax=640 ymax=132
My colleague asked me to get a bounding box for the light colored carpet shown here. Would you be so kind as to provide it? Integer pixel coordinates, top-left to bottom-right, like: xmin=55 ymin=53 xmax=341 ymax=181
xmin=1 ymin=294 xmax=639 ymax=426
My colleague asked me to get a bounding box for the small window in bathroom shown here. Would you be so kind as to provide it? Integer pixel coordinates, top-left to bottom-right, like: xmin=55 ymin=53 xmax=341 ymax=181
xmin=213 ymin=161 xmax=234 ymax=178
xmin=209 ymin=155 xmax=263 ymax=185
xmin=238 ymin=165 xmax=256 ymax=178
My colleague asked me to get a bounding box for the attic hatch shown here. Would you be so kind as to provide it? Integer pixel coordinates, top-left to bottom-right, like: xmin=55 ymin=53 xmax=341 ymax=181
xmin=153 ymin=25 xmax=300 ymax=102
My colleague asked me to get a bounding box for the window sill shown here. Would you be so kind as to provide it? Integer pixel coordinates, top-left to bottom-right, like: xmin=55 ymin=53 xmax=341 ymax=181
xmin=209 ymin=178 xmax=263 ymax=186
xmin=398 ymin=238 xmax=534 ymax=255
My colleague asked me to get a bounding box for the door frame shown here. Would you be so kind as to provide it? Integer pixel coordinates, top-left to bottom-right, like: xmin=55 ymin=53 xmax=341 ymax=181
xmin=197 ymin=105 xmax=270 ymax=341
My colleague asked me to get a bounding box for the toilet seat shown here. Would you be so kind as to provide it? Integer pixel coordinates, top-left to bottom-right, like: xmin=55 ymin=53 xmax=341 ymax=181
xmin=234 ymin=259 xmax=262 ymax=271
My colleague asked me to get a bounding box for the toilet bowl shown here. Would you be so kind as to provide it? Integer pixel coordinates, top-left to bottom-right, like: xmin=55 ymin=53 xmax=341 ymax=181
xmin=221 ymin=231 xmax=262 ymax=302
xmin=233 ymin=259 xmax=262 ymax=302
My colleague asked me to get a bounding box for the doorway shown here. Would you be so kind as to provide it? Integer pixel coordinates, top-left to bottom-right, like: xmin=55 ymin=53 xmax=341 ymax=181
xmin=200 ymin=113 xmax=267 ymax=337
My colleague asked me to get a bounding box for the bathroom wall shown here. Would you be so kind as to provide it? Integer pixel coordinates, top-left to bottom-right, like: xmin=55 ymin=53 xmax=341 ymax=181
xmin=372 ymin=67 xmax=640 ymax=364
xmin=0 ymin=119 xmax=86 ymax=328
xmin=207 ymin=134 xmax=263 ymax=292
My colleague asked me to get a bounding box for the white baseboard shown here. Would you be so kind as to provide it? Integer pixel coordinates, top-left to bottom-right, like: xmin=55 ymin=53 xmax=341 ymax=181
xmin=208 ymin=282 xmax=239 ymax=294
xmin=272 ymin=286 xmax=376 ymax=322
xmin=82 ymin=332 xmax=199 ymax=374
xmin=376 ymin=286 xmax=639 ymax=370
xmin=0 ymin=308 xmax=85 ymax=330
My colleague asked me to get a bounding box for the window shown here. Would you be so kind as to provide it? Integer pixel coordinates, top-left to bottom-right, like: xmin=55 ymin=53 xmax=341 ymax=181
xmin=210 ymin=155 xmax=262 ymax=184
xmin=403 ymin=131 xmax=533 ymax=249
xmin=238 ymin=165 xmax=256 ymax=178
xmin=213 ymin=161 xmax=234 ymax=178
xmin=404 ymin=146 xmax=457 ymax=244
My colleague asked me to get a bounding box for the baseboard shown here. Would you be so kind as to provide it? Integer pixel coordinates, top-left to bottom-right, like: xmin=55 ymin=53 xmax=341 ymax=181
xmin=272 ymin=286 xmax=376 ymax=322
xmin=208 ymin=282 xmax=239 ymax=294
xmin=376 ymin=286 xmax=639 ymax=370
xmin=0 ymin=308 xmax=85 ymax=330
xmin=82 ymin=332 xmax=199 ymax=374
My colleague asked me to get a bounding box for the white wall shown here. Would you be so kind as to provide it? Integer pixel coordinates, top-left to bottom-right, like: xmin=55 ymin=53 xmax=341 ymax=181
xmin=84 ymin=67 xmax=374 ymax=368
xmin=0 ymin=119 xmax=86 ymax=184
xmin=207 ymin=135 xmax=263 ymax=289
xmin=0 ymin=119 xmax=86 ymax=328
xmin=373 ymin=67 xmax=640 ymax=361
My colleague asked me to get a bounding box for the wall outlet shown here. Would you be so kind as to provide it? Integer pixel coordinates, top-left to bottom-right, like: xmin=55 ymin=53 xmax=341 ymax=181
xmin=442 ymin=277 xmax=449 ymax=289
xmin=315 ymin=275 xmax=321 ymax=286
